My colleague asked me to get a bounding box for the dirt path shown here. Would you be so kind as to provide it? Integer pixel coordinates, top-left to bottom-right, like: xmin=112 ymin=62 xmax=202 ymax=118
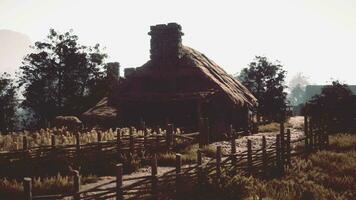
xmin=80 ymin=117 xmax=305 ymax=198
xmin=211 ymin=116 xmax=304 ymax=155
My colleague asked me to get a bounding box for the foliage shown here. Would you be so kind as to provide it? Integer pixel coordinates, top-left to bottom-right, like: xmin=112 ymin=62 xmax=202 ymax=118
xmin=303 ymin=81 xmax=355 ymax=132
xmin=156 ymin=144 xmax=216 ymax=166
xmin=238 ymin=56 xmax=287 ymax=122
xmin=186 ymin=134 xmax=356 ymax=200
xmin=0 ymin=174 xmax=98 ymax=200
xmin=18 ymin=29 xmax=109 ymax=128
xmin=0 ymin=73 xmax=17 ymax=131
xmin=258 ymin=122 xmax=292 ymax=133
xmin=329 ymin=133 xmax=356 ymax=152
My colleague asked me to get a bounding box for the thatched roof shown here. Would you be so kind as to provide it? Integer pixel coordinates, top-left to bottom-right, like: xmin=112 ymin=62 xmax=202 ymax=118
xmin=112 ymin=46 xmax=257 ymax=108
xmin=82 ymin=97 xmax=117 ymax=121
xmin=84 ymin=23 xmax=257 ymax=123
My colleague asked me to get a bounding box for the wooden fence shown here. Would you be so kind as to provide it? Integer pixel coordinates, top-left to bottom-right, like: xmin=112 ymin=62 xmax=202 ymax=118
xmin=23 ymin=116 xmax=329 ymax=200
xmin=0 ymin=124 xmax=198 ymax=178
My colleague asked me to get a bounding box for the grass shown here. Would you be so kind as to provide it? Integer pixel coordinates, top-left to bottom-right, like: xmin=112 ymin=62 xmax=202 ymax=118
xmin=0 ymin=127 xmax=155 ymax=151
xmin=329 ymin=133 xmax=356 ymax=151
xmin=0 ymin=174 xmax=98 ymax=200
xmin=258 ymin=122 xmax=294 ymax=133
xmin=157 ymin=144 xmax=217 ymax=166
xmin=184 ymin=133 xmax=356 ymax=200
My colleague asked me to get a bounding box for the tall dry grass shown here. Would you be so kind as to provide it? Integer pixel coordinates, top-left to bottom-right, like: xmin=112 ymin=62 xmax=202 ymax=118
xmin=185 ymin=133 xmax=356 ymax=200
xmin=0 ymin=174 xmax=98 ymax=200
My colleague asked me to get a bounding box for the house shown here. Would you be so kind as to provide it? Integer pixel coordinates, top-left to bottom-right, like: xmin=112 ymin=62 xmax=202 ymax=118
xmin=83 ymin=23 xmax=257 ymax=138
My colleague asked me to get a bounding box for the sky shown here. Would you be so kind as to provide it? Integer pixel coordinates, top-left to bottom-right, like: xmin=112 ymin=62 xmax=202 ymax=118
xmin=1 ymin=0 xmax=356 ymax=85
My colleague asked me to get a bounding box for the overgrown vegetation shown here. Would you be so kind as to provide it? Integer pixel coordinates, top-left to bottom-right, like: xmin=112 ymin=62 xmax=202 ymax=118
xmin=157 ymin=144 xmax=216 ymax=166
xmin=185 ymin=133 xmax=356 ymax=200
xmin=258 ymin=122 xmax=292 ymax=133
xmin=0 ymin=127 xmax=140 ymax=151
xmin=0 ymin=174 xmax=98 ymax=200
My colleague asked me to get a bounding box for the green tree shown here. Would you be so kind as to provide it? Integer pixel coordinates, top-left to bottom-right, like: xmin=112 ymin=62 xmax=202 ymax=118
xmin=0 ymin=73 xmax=17 ymax=131
xmin=303 ymin=81 xmax=354 ymax=133
xmin=18 ymin=29 xmax=108 ymax=127
xmin=238 ymin=56 xmax=287 ymax=122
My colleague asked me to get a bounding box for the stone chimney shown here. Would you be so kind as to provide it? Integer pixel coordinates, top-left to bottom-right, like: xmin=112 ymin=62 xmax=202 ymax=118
xmin=148 ymin=23 xmax=184 ymax=63
xmin=106 ymin=62 xmax=120 ymax=79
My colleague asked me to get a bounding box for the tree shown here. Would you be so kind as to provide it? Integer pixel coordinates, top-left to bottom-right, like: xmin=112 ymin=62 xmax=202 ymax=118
xmin=288 ymin=84 xmax=305 ymax=106
xmin=0 ymin=73 xmax=17 ymax=131
xmin=18 ymin=29 xmax=108 ymax=127
xmin=288 ymin=72 xmax=309 ymax=106
xmin=238 ymin=56 xmax=287 ymax=122
xmin=303 ymin=81 xmax=354 ymax=133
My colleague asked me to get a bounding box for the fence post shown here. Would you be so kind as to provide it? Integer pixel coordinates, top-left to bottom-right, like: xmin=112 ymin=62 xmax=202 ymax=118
xmin=304 ymin=116 xmax=309 ymax=155
xmin=75 ymin=133 xmax=80 ymax=152
xmin=51 ymin=134 xmax=56 ymax=149
xmin=129 ymin=127 xmax=134 ymax=152
xmin=276 ymin=134 xmax=281 ymax=174
xmin=23 ymin=135 xmax=28 ymax=149
xmin=198 ymin=118 xmax=205 ymax=148
xmin=166 ymin=124 xmax=174 ymax=148
xmin=325 ymin=129 xmax=329 ymax=148
xmin=117 ymin=130 xmax=122 ymax=161
xmin=155 ymin=135 xmax=161 ymax=152
xmin=151 ymin=154 xmax=158 ymax=199
xmin=262 ymin=136 xmax=267 ymax=177
xmin=175 ymin=154 xmax=182 ymax=199
xmin=73 ymin=170 xmax=80 ymax=200
xmin=97 ymin=130 xmax=102 ymax=151
xmin=205 ymin=118 xmax=210 ymax=144
xmin=286 ymin=129 xmax=291 ymax=166
xmin=142 ymin=121 xmax=147 ymax=149
xmin=116 ymin=164 xmax=123 ymax=200
xmin=309 ymin=119 xmax=314 ymax=151
xmin=24 ymin=177 xmax=32 ymax=200
xmin=75 ymin=133 xmax=80 ymax=170
xmin=23 ymin=136 xmax=29 ymax=176
xmin=247 ymin=139 xmax=253 ymax=175
xmin=280 ymin=121 xmax=285 ymax=135
xmin=314 ymin=128 xmax=318 ymax=151
xmin=216 ymin=146 xmax=222 ymax=184
xmin=197 ymin=149 xmax=203 ymax=184
xmin=197 ymin=149 xmax=202 ymax=166
xmin=280 ymin=129 xmax=285 ymax=170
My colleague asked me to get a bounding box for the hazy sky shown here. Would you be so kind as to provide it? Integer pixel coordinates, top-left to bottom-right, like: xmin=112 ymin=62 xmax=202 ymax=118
xmin=1 ymin=0 xmax=356 ymax=85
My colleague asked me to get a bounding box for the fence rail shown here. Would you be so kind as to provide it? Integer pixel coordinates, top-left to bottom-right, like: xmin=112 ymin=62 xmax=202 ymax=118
xmin=0 ymin=124 xmax=198 ymax=178
xmin=23 ymin=116 xmax=329 ymax=200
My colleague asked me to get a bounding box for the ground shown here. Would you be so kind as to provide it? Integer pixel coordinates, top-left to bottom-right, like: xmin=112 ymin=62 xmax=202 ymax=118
xmin=79 ymin=117 xmax=305 ymax=198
